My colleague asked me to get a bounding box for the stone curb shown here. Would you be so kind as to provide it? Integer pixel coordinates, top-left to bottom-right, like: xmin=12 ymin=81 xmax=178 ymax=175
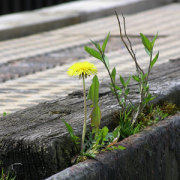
xmin=46 ymin=115 xmax=180 ymax=180
xmin=0 ymin=0 xmax=174 ymax=41
xmin=45 ymin=81 xmax=180 ymax=180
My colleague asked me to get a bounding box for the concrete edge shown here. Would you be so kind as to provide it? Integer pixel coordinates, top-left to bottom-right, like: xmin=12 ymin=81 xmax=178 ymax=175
xmin=46 ymin=114 xmax=180 ymax=180
xmin=45 ymin=82 xmax=180 ymax=180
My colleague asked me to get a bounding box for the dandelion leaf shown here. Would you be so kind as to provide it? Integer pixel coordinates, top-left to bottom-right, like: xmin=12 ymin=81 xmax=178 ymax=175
xmin=87 ymin=75 xmax=101 ymax=133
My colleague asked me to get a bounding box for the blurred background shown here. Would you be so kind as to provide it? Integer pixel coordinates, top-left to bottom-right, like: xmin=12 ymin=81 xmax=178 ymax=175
xmin=0 ymin=0 xmax=77 ymax=15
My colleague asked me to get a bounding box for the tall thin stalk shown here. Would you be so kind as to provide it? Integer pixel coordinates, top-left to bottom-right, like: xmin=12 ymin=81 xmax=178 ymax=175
xmin=101 ymin=55 xmax=124 ymax=111
xmin=81 ymin=75 xmax=87 ymax=151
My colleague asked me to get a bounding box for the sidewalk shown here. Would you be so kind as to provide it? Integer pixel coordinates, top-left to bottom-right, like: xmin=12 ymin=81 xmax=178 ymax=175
xmin=0 ymin=0 xmax=173 ymax=41
xmin=0 ymin=2 xmax=180 ymax=115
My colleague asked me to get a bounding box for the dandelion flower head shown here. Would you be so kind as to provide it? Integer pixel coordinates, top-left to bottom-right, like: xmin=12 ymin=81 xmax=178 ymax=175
xmin=67 ymin=61 xmax=97 ymax=78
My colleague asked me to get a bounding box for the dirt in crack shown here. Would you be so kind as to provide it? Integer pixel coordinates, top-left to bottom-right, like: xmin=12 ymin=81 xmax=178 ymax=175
xmin=0 ymin=36 xmax=143 ymax=83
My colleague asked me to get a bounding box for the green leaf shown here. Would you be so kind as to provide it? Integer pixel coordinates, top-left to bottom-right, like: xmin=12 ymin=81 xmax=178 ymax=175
xmin=120 ymin=76 xmax=126 ymax=87
xmin=84 ymin=152 xmax=96 ymax=159
xmin=85 ymin=46 xmax=102 ymax=60
xmin=106 ymin=132 xmax=114 ymax=142
xmin=104 ymin=147 xmax=112 ymax=151
xmin=90 ymin=39 xmax=102 ymax=52
xmin=143 ymin=83 xmax=147 ymax=91
xmin=121 ymin=97 xmax=125 ymax=105
xmin=117 ymin=145 xmax=126 ymax=150
xmin=132 ymin=75 xmax=140 ymax=83
xmin=91 ymin=106 xmax=101 ymax=134
xmin=62 ymin=119 xmax=73 ymax=135
xmin=143 ymin=93 xmax=152 ymax=104
xmin=102 ymin=55 xmax=110 ymax=70
xmin=62 ymin=119 xmax=79 ymax=145
xmin=94 ymin=127 xmax=109 ymax=146
xmin=117 ymin=90 xmax=122 ymax=98
xmin=125 ymin=88 xmax=129 ymax=95
xmin=115 ymin=85 xmax=122 ymax=91
xmin=125 ymin=75 xmax=131 ymax=86
xmin=147 ymin=93 xmax=152 ymax=99
xmin=142 ymin=73 xmax=148 ymax=81
xmin=150 ymin=51 xmax=159 ymax=70
xmin=112 ymin=146 xmax=118 ymax=149
xmin=145 ymin=48 xmax=151 ymax=56
xmin=102 ymin=32 xmax=110 ymax=53
xmin=140 ymin=33 xmax=153 ymax=52
xmin=101 ymin=126 xmax=109 ymax=141
xmin=97 ymin=43 xmax=102 ymax=53
xmin=151 ymin=32 xmax=158 ymax=47
xmin=140 ymin=72 xmax=143 ymax=81
xmin=111 ymin=67 xmax=116 ymax=83
xmin=87 ymin=75 xmax=99 ymax=102
xmin=87 ymin=75 xmax=101 ymax=133
xmin=150 ymin=96 xmax=156 ymax=101
xmin=106 ymin=145 xmax=126 ymax=151
xmin=146 ymin=83 xmax=149 ymax=91
xmin=112 ymin=125 xmax=121 ymax=139
xmin=89 ymin=104 xmax=93 ymax=108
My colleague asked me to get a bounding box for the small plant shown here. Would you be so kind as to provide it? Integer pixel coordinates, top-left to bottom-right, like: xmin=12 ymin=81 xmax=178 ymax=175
xmin=67 ymin=61 xmax=98 ymax=151
xmin=139 ymin=102 xmax=180 ymax=128
xmin=61 ymin=11 xmax=179 ymax=166
xmin=85 ymin=11 xmax=159 ymax=137
xmin=0 ymin=162 xmax=16 ymax=180
xmin=0 ymin=170 xmax=15 ymax=180
xmin=62 ymin=119 xmax=80 ymax=154
xmin=119 ymin=106 xmax=141 ymax=138
xmin=63 ymin=72 xmax=125 ymax=163
xmin=3 ymin=112 xmax=10 ymax=117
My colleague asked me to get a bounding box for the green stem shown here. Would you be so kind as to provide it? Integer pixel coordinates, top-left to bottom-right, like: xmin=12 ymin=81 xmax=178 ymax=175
xmin=146 ymin=50 xmax=153 ymax=83
xmin=81 ymin=75 xmax=87 ymax=151
xmin=101 ymin=55 xmax=123 ymax=111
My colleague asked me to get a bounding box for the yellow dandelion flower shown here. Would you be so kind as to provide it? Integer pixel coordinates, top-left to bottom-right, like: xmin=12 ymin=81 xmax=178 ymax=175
xmin=67 ymin=61 xmax=97 ymax=78
xmin=67 ymin=61 xmax=97 ymax=150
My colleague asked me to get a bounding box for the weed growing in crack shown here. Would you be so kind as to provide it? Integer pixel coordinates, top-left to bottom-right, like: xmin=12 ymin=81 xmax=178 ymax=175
xmin=61 ymin=12 xmax=179 ymax=164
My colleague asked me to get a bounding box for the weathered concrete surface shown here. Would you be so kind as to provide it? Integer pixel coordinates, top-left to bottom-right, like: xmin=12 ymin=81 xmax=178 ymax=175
xmin=0 ymin=60 xmax=180 ymax=180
